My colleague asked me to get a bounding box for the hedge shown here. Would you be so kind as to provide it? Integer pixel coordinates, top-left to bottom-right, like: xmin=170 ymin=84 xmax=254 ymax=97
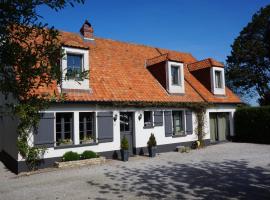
xmin=234 ymin=106 xmax=270 ymax=144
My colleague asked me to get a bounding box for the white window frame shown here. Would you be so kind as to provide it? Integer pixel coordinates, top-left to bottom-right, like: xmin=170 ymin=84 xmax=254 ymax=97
xmin=210 ymin=67 xmax=226 ymax=95
xmin=61 ymin=46 xmax=89 ymax=90
xmin=166 ymin=61 xmax=185 ymax=94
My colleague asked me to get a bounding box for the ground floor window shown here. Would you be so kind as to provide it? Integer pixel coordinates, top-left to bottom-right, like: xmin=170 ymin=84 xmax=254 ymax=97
xmin=56 ymin=113 xmax=73 ymax=146
xmin=144 ymin=111 xmax=153 ymax=127
xmin=172 ymin=111 xmax=184 ymax=136
xmin=79 ymin=112 xmax=95 ymax=144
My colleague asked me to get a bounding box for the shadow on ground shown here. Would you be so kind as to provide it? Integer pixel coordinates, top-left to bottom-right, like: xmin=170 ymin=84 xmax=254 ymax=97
xmin=87 ymin=160 xmax=270 ymax=200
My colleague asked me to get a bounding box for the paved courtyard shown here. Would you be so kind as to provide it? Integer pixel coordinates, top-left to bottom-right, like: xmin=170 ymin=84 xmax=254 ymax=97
xmin=0 ymin=142 xmax=270 ymax=200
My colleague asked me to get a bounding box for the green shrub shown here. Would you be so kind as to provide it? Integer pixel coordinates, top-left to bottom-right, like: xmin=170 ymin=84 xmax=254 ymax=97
xmin=147 ymin=133 xmax=157 ymax=147
xmin=62 ymin=151 xmax=80 ymax=162
xmin=121 ymin=136 xmax=129 ymax=150
xmin=234 ymin=106 xmax=270 ymax=143
xmin=81 ymin=150 xmax=98 ymax=159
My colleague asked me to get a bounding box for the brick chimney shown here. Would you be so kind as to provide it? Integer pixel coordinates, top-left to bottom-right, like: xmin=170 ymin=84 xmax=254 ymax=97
xmin=80 ymin=20 xmax=94 ymax=40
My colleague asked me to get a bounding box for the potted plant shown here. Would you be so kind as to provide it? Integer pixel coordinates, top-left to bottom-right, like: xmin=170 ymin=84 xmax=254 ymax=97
xmin=58 ymin=139 xmax=73 ymax=146
xmin=81 ymin=135 xmax=94 ymax=144
xmin=120 ymin=136 xmax=129 ymax=162
xmin=147 ymin=133 xmax=157 ymax=157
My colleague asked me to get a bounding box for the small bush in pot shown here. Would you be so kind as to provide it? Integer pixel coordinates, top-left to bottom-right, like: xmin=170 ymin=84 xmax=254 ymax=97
xmin=81 ymin=150 xmax=98 ymax=159
xmin=121 ymin=136 xmax=129 ymax=162
xmin=147 ymin=133 xmax=157 ymax=157
xmin=62 ymin=151 xmax=80 ymax=162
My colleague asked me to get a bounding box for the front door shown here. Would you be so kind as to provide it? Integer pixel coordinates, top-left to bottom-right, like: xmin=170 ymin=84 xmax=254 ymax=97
xmin=120 ymin=112 xmax=134 ymax=155
xmin=210 ymin=113 xmax=230 ymax=142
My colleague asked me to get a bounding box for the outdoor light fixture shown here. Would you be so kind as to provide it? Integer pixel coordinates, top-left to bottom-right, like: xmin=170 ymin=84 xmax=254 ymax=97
xmin=138 ymin=113 xmax=142 ymax=120
xmin=113 ymin=114 xmax=118 ymax=121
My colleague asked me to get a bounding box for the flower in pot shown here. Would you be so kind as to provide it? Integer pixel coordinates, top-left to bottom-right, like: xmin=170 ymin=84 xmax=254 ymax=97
xmin=147 ymin=133 xmax=157 ymax=157
xmin=58 ymin=139 xmax=73 ymax=146
xmin=81 ymin=135 xmax=94 ymax=144
xmin=120 ymin=136 xmax=129 ymax=162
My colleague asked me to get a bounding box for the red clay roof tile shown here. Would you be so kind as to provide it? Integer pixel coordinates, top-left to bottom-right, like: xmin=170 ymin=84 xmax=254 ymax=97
xmin=35 ymin=31 xmax=241 ymax=104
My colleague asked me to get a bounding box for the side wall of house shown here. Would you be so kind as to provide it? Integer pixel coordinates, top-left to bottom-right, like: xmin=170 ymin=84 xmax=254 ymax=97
xmin=0 ymin=94 xmax=19 ymax=163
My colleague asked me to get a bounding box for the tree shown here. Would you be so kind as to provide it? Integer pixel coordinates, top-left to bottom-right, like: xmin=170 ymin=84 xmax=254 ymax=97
xmin=226 ymin=5 xmax=270 ymax=105
xmin=0 ymin=0 xmax=84 ymax=170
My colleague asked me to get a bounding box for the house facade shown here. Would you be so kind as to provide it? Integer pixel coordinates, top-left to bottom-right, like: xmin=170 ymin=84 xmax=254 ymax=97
xmin=0 ymin=20 xmax=241 ymax=173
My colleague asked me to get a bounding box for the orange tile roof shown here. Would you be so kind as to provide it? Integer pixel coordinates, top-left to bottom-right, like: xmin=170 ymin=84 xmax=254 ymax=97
xmin=35 ymin=31 xmax=241 ymax=104
xmin=188 ymin=58 xmax=224 ymax=72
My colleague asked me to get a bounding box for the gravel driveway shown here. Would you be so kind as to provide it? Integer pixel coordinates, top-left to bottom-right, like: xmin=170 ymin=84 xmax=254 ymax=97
xmin=0 ymin=142 xmax=270 ymax=200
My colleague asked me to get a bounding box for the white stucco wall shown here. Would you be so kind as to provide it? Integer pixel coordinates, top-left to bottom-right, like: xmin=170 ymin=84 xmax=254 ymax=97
xmin=17 ymin=104 xmax=237 ymax=161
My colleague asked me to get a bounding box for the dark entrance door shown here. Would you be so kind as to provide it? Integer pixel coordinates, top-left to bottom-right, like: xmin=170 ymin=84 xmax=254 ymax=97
xmin=120 ymin=112 xmax=134 ymax=155
xmin=210 ymin=113 xmax=230 ymax=142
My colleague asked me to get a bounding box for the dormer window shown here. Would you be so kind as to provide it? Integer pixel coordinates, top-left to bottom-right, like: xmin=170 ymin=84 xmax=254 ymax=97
xmin=61 ymin=46 xmax=90 ymax=90
xmin=215 ymin=71 xmax=222 ymax=89
xmin=211 ymin=67 xmax=225 ymax=95
xmin=66 ymin=54 xmax=83 ymax=80
xmin=171 ymin=65 xmax=180 ymax=85
xmin=166 ymin=61 xmax=185 ymax=94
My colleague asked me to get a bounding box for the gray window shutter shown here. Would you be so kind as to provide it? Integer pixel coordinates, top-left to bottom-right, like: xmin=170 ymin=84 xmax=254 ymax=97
xmin=185 ymin=110 xmax=193 ymax=135
xmin=34 ymin=113 xmax=55 ymax=148
xmin=154 ymin=111 xmax=163 ymax=126
xmin=164 ymin=111 xmax=172 ymax=137
xmin=97 ymin=112 xmax=113 ymax=143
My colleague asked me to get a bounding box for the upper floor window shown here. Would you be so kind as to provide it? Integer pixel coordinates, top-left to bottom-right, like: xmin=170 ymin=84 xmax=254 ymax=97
xmin=144 ymin=111 xmax=153 ymax=127
xmin=215 ymin=71 xmax=222 ymax=89
xmin=66 ymin=54 xmax=83 ymax=79
xmin=167 ymin=61 xmax=185 ymax=94
xmin=171 ymin=65 xmax=180 ymax=85
xmin=172 ymin=111 xmax=184 ymax=136
xmin=61 ymin=46 xmax=90 ymax=90
xmin=211 ymin=67 xmax=225 ymax=95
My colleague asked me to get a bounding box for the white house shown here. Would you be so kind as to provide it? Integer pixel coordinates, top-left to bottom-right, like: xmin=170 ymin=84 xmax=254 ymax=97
xmin=0 ymin=20 xmax=241 ymax=173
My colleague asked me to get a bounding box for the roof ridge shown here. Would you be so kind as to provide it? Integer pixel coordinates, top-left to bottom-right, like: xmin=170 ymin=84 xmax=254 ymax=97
xmin=188 ymin=58 xmax=212 ymax=65
xmin=93 ymin=36 xmax=196 ymax=58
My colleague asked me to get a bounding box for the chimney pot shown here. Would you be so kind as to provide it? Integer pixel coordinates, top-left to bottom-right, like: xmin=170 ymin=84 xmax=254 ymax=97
xmin=80 ymin=20 xmax=94 ymax=39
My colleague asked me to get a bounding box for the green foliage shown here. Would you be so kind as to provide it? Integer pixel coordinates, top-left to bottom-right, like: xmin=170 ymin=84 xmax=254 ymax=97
xmin=0 ymin=0 xmax=84 ymax=170
xmin=234 ymin=106 xmax=270 ymax=143
xmin=62 ymin=151 xmax=80 ymax=162
xmin=194 ymin=109 xmax=207 ymax=147
xmin=81 ymin=150 xmax=98 ymax=159
xmin=147 ymin=133 xmax=157 ymax=147
xmin=226 ymin=5 xmax=270 ymax=105
xmin=121 ymin=136 xmax=129 ymax=150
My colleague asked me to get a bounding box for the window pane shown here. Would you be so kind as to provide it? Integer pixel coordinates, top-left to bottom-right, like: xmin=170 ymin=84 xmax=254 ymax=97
xmin=79 ymin=112 xmax=94 ymax=142
xmin=55 ymin=113 xmax=73 ymax=145
xmin=67 ymin=54 xmax=82 ymax=72
xmin=171 ymin=66 xmax=180 ymax=85
xmin=144 ymin=111 xmax=152 ymax=126
xmin=172 ymin=111 xmax=183 ymax=135
xmin=215 ymin=71 xmax=222 ymax=88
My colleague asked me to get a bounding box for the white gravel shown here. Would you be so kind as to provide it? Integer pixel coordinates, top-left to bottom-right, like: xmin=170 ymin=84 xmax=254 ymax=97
xmin=0 ymin=142 xmax=270 ymax=200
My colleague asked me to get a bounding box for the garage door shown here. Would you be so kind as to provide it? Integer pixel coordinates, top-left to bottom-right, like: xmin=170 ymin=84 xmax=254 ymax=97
xmin=210 ymin=113 xmax=230 ymax=142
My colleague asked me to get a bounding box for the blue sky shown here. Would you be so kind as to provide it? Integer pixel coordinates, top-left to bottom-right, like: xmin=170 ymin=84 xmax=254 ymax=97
xmin=37 ymin=0 xmax=269 ymax=63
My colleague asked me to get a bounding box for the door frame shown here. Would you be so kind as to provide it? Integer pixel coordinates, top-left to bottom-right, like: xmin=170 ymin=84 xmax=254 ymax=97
xmin=120 ymin=112 xmax=135 ymax=155
xmin=209 ymin=112 xmax=231 ymax=142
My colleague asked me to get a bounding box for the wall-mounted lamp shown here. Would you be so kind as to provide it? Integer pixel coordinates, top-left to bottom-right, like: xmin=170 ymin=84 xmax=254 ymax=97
xmin=138 ymin=113 xmax=142 ymax=121
xmin=113 ymin=114 xmax=118 ymax=122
